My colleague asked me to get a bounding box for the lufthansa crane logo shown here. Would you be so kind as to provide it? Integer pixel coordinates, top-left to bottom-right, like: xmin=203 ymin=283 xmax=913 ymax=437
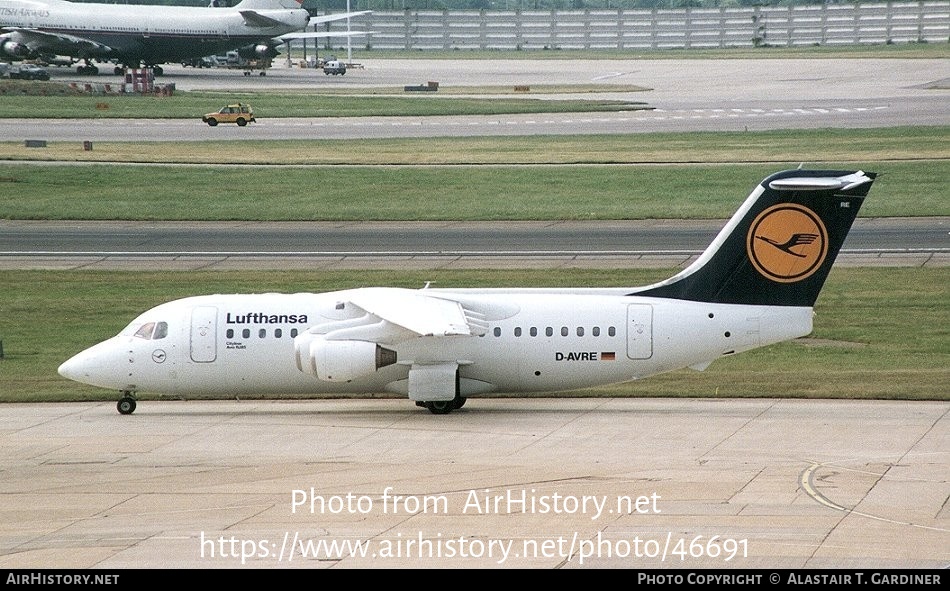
xmin=747 ymin=204 xmax=828 ymax=283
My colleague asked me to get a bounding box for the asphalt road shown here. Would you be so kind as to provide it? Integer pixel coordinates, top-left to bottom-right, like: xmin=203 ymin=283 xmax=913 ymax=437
xmin=2 ymin=217 xmax=947 ymax=270
xmin=2 ymin=57 xmax=948 ymax=140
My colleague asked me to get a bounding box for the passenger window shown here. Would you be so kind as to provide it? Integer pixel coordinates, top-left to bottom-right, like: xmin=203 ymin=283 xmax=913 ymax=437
xmin=275 ymin=329 xmax=283 ymax=338
xmin=259 ymin=329 xmax=266 ymax=338
xmin=514 ymin=327 xmax=522 ymax=337
xmin=561 ymin=327 xmax=568 ymax=337
xmin=242 ymin=329 xmax=250 ymax=338
xmin=577 ymin=327 xmax=584 ymax=337
xmin=494 ymin=327 xmax=501 ymax=337
xmin=227 ymin=329 xmax=234 ymax=338
xmin=546 ymin=327 xmax=553 ymax=337
xmin=291 ymin=329 xmax=299 ymax=337
xmin=530 ymin=327 xmax=537 ymax=337
xmin=608 ymin=327 xmax=616 ymax=337
xmin=593 ymin=327 xmax=600 ymax=337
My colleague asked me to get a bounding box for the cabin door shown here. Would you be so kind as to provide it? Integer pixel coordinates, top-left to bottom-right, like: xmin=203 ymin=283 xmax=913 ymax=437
xmin=190 ymin=306 xmax=218 ymax=363
xmin=626 ymin=304 xmax=653 ymax=360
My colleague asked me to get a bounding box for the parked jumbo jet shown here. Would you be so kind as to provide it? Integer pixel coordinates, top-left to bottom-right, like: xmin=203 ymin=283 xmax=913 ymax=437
xmin=0 ymin=0 xmax=368 ymax=75
xmin=59 ymin=169 xmax=875 ymax=415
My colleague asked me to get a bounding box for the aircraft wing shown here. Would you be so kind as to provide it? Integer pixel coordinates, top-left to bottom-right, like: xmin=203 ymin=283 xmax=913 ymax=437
xmin=278 ymin=31 xmax=371 ymax=40
xmin=308 ymin=11 xmax=372 ymax=26
xmin=0 ymin=28 xmax=112 ymax=58
xmin=347 ymin=288 xmax=483 ymax=338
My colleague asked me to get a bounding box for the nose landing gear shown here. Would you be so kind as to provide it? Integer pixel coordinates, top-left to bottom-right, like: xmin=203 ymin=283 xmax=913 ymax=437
xmin=117 ymin=391 xmax=137 ymax=415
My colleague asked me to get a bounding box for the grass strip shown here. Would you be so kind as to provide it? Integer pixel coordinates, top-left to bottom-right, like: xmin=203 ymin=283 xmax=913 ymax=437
xmin=0 ymin=268 xmax=946 ymax=403
xmin=1 ymin=132 xmax=947 ymax=220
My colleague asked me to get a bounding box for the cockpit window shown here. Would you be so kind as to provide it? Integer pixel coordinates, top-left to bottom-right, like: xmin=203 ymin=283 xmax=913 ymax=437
xmin=134 ymin=322 xmax=155 ymax=339
xmin=133 ymin=321 xmax=168 ymax=340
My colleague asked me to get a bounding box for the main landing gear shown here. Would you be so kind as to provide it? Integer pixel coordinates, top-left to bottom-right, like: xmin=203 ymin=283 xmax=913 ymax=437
xmin=117 ymin=391 xmax=137 ymax=415
xmin=416 ymin=394 xmax=466 ymax=415
xmin=77 ymin=61 xmax=99 ymax=75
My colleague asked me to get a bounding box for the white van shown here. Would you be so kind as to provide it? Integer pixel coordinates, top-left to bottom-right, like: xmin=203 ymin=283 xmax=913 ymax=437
xmin=322 ymin=60 xmax=346 ymax=75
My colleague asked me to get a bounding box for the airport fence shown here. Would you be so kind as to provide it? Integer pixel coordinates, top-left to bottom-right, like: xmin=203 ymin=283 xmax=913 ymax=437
xmin=314 ymin=1 xmax=949 ymax=50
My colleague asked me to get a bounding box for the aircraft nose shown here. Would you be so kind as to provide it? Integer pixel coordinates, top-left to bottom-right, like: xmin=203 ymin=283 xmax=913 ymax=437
xmin=57 ymin=354 xmax=83 ymax=381
xmin=58 ymin=339 xmax=130 ymax=389
xmin=58 ymin=346 xmax=106 ymax=384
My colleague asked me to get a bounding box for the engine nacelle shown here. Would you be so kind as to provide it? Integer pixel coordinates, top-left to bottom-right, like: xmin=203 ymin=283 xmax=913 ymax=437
xmin=238 ymin=43 xmax=278 ymax=59
xmin=305 ymin=339 xmax=397 ymax=382
xmin=1 ymin=40 xmax=30 ymax=58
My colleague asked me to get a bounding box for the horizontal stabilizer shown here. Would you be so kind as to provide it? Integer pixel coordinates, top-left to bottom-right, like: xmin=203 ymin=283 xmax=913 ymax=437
xmin=769 ymin=171 xmax=874 ymax=192
xmin=308 ymin=11 xmax=372 ymax=26
xmin=240 ymin=10 xmax=286 ymax=28
xmin=279 ymin=31 xmax=372 ymax=40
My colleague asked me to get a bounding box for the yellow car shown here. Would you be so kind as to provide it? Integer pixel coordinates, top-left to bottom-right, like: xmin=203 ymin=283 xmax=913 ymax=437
xmin=202 ymin=103 xmax=256 ymax=127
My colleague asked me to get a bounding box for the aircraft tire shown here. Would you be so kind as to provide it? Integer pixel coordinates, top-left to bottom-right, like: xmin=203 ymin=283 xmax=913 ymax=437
xmin=425 ymin=400 xmax=454 ymax=415
xmin=425 ymin=390 xmax=466 ymax=414
xmin=117 ymin=397 xmax=136 ymax=415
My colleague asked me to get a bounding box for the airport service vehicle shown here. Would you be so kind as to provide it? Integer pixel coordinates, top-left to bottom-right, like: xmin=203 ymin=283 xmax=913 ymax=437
xmin=6 ymin=63 xmax=50 ymax=80
xmin=59 ymin=169 xmax=875 ymax=415
xmin=323 ymin=60 xmax=346 ymax=75
xmin=202 ymin=104 xmax=256 ymax=126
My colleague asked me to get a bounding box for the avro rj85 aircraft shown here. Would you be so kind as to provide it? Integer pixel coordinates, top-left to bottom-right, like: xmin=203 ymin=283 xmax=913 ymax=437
xmin=59 ymin=169 xmax=875 ymax=415
xmin=0 ymin=0 xmax=367 ymax=74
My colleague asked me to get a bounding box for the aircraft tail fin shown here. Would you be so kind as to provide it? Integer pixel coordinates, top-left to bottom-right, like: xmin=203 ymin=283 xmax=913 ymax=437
xmin=634 ymin=169 xmax=875 ymax=307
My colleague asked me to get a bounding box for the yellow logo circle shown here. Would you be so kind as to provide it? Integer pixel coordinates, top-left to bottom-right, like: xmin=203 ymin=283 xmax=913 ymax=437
xmin=747 ymin=204 xmax=828 ymax=283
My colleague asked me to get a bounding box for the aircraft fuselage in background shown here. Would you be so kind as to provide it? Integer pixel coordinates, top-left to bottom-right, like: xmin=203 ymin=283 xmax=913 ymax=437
xmin=0 ymin=0 xmax=340 ymax=73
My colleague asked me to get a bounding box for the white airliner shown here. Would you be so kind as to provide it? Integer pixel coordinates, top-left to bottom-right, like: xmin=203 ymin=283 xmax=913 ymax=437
xmin=0 ymin=0 xmax=368 ymax=74
xmin=58 ymin=169 xmax=876 ymax=415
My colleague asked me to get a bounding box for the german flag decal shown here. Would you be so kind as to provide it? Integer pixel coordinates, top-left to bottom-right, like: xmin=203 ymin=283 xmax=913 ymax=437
xmin=747 ymin=203 xmax=828 ymax=283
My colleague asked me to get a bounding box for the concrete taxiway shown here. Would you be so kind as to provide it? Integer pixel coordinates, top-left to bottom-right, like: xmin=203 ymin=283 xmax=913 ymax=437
xmin=0 ymin=398 xmax=947 ymax=569
xmin=1 ymin=218 xmax=947 ymax=271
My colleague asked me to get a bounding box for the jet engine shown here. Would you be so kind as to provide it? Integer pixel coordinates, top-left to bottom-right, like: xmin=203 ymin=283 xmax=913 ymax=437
xmin=299 ymin=338 xmax=397 ymax=383
xmin=238 ymin=43 xmax=279 ymax=59
xmin=1 ymin=40 xmax=30 ymax=58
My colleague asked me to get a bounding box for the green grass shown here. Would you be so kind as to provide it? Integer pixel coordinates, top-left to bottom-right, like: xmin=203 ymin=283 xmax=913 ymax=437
xmin=0 ymin=85 xmax=648 ymax=118
xmin=1 ymin=268 xmax=946 ymax=403
xmin=3 ymin=127 xmax=947 ymax=166
xmin=1 ymin=128 xmax=948 ymax=220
